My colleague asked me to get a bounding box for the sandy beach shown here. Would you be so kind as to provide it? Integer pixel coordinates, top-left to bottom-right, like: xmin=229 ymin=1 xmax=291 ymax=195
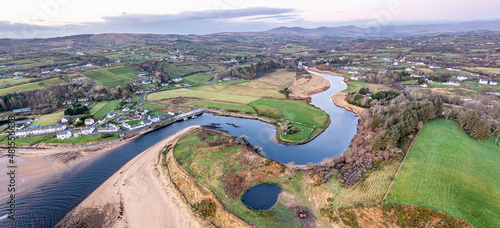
xmin=55 ymin=127 xmax=200 ymax=228
xmin=0 ymin=135 xmax=141 ymax=202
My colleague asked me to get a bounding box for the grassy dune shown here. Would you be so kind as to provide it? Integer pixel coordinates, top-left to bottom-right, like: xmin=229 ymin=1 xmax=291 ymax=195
xmin=387 ymin=119 xmax=499 ymax=228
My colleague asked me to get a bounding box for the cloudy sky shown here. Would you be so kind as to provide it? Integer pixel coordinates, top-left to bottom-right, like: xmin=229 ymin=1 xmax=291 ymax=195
xmin=1 ymin=0 xmax=499 ymax=38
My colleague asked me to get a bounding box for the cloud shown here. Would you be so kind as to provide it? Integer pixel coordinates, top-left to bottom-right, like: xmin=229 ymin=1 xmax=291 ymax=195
xmin=102 ymin=7 xmax=297 ymax=25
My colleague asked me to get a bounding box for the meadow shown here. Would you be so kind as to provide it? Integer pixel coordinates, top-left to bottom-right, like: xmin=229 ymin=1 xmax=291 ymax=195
xmin=0 ymin=77 xmax=32 ymax=87
xmin=93 ymin=100 xmax=121 ymax=119
xmin=342 ymin=81 xmax=365 ymax=93
xmin=187 ymin=101 xmax=257 ymax=114
xmin=82 ymin=66 xmax=139 ymax=88
xmin=182 ymin=72 xmax=214 ymax=85
xmin=0 ymin=81 xmax=43 ymax=95
xmin=386 ymin=119 xmax=500 ymax=228
xmin=161 ymin=62 xmax=210 ymax=78
xmin=31 ymin=111 xmax=65 ymax=126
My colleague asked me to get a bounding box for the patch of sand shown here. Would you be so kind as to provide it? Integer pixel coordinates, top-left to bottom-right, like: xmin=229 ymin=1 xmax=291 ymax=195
xmin=289 ymin=74 xmax=330 ymax=100
xmin=56 ymin=127 xmax=200 ymax=228
xmin=0 ymin=138 xmax=137 ymax=201
xmin=331 ymin=92 xmax=366 ymax=116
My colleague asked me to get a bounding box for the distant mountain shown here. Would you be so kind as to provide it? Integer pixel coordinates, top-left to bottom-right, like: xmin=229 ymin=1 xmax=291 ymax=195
xmin=262 ymin=21 xmax=500 ymax=37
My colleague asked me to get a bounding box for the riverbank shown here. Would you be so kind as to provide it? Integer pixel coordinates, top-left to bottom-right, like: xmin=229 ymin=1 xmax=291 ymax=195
xmin=308 ymin=67 xmax=350 ymax=86
xmin=55 ymin=126 xmax=202 ymax=228
xmin=331 ymin=92 xmax=366 ymax=116
xmin=0 ymin=130 xmax=146 ymax=201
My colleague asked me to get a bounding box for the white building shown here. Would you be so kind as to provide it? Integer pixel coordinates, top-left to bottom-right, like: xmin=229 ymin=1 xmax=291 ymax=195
xmin=457 ymin=76 xmax=468 ymax=81
xmin=106 ymin=112 xmax=117 ymax=119
xmin=443 ymin=81 xmax=460 ymax=86
xmin=141 ymin=119 xmax=153 ymax=125
xmin=81 ymin=126 xmax=95 ymax=135
xmin=97 ymin=123 xmax=119 ymax=133
xmin=60 ymin=117 xmax=69 ymax=123
xmin=479 ymin=79 xmax=489 ymax=85
xmin=84 ymin=118 xmax=95 ymax=126
xmin=490 ymin=81 xmax=498 ymax=86
xmin=149 ymin=114 xmax=160 ymax=122
xmin=57 ymin=130 xmax=72 ymax=140
xmin=15 ymin=125 xmax=67 ymax=137
xmin=350 ymin=76 xmax=359 ymax=81
xmin=122 ymin=107 xmax=130 ymax=112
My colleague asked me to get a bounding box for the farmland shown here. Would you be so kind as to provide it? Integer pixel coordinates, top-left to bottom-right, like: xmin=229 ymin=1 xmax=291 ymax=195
xmin=187 ymin=101 xmax=257 ymax=114
xmin=387 ymin=119 xmax=500 ymax=228
xmin=0 ymin=77 xmax=32 ymax=87
xmin=82 ymin=66 xmax=139 ymax=88
xmin=182 ymin=72 xmax=214 ymax=85
xmin=0 ymin=81 xmax=43 ymax=95
xmin=31 ymin=111 xmax=65 ymax=126
xmin=161 ymin=62 xmax=210 ymax=78
xmin=93 ymin=100 xmax=122 ymax=119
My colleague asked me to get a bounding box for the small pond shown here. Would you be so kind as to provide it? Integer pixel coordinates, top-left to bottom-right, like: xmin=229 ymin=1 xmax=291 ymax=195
xmin=241 ymin=183 xmax=282 ymax=210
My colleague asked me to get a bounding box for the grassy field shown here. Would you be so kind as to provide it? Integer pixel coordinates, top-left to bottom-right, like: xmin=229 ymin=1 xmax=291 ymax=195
xmin=387 ymin=119 xmax=500 ymax=228
xmin=279 ymin=44 xmax=308 ymax=54
xmin=40 ymin=78 xmax=68 ymax=87
xmin=161 ymin=62 xmax=209 ymax=78
xmin=138 ymin=102 xmax=167 ymax=115
xmin=89 ymin=101 xmax=109 ymax=115
xmin=182 ymin=72 xmax=214 ymax=85
xmin=31 ymin=111 xmax=65 ymax=126
xmin=44 ymin=133 xmax=120 ymax=144
xmin=280 ymin=123 xmax=314 ymax=141
xmin=82 ymin=66 xmax=139 ymax=88
xmin=93 ymin=100 xmax=121 ymax=119
xmin=467 ymin=67 xmax=500 ymax=75
xmin=187 ymin=101 xmax=257 ymax=114
xmin=0 ymin=81 xmax=43 ymax=95
xmin=0 ymin=78 xmax=32 ymax=87
xmin=249 ymin=98 xmax=328 ymax=128
xmin=173 ymin=129 xmax=307 ymax=227
xmin=148 ymin=88 xmax=260 ymax=104
xmin=0 ymin=135 xmax=52 ymax=146
xmin=343 ymin=81 xmax=365 ymax=93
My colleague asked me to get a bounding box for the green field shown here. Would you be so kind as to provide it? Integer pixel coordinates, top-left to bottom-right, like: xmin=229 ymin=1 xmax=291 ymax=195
xmin=40 ymin=78 xmax=68 ymax=87
xmin=147 ymin=88 xmax=261 ymax=104
xmin=44 ymin=133 xmax=120 ymax=144
xmin=280 ymin=123 xmax=314 ymax=141
xmin=93 ymin=100 xmax=121 ymax=119
xmin=187 ymin=101 xmax=257 ymax=114
xmin=279 ymin=44 xmax=308 ymax=53
xmin=343 ymin=81 xmax=366 ymax=93
xmin=89 ymin=101 xmax=109 ymax=115
xmin=161 ymin=62 xmax=209 ymax=78
xmin=173 ymin=130 xmax=306 ymax=227
xmin=31 ymin=111 xmax=65 ymax=126
xmin=387 ymin=119 xmax=499 ymax=228
xmin=469 ymin=67 xmax=500 ymax=74
xmin=0 ymin=81 xmax=43 ymax=95
xmin=0 ymin=134 xmax=52 ymax=146
xmin=82 ymin=66 xmax=139 ymax=88
xmin=0 ymin=78 xmax=32 ymax=87
xmin=182 ymin=72 xmax=213 ymax=85
xmin=249 ymin=98 xmax=328 ymax=128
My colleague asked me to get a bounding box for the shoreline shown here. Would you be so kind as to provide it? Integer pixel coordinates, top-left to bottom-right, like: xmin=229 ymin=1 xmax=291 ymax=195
xmin=0 ymin=129 xmax=148 ymax=201
xmin=308 ymin=66 xmax=351 ymax=86
xmin=331 ymin=92 xmax=366 ymax=116
xmin=55 ymin=126 xmax=202 ymax=228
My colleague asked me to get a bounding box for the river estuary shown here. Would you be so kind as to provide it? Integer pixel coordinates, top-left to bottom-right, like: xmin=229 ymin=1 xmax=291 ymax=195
xmin=0 ymin=70 xmax=358 ymax=227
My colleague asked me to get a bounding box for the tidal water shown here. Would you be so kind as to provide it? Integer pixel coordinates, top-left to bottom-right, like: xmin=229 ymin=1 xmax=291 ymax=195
xmin=0 ymin=71 xmax=358 ymax=227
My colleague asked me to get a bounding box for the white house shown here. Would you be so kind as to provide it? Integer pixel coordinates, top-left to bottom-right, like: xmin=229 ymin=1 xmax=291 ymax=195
xmin=60 ymin=116 xmax=69 ymax=123
xmin=81 ymin=126 xmax=95 ymax=135
xmin=122 ymin=107 xmax=130 ymax=112
xmin=84 ymin=118 xmax=95 ymax=126
xmin=149 ymin=114 xmax=160 ymax=122
xmin=172 ymin=78 xmax=183 ymax=82
xmin=457 ymin=76 xmax=468 ymax=81
xmin=97 ymin=123 xmax=119 ymax=133
xmin=141 ymin=119 xmax=153 ymax=125
xmin=106 ymin=112 xmax=117 ymax=119
xmin=350 ymin=76 xmax=359 ymax=81
xmin=57 ymin=130 xmax=72 ymax=140
xmin=15 ymin=125 xmax=67 ymax=137
xmin=443 ymin=81 xmax=460 ymax=86
xmin=479 ymin=79 xmax=489 ymax=85
xmin=490 ymin=81 xmax=498 ymax=86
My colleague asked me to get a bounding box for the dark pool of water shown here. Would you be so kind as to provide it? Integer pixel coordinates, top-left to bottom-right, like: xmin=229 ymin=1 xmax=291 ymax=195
xmin=241 ymin=183 xmax=282 ymax=210
xmin=0 ymin=70 xmax=358 ymax=227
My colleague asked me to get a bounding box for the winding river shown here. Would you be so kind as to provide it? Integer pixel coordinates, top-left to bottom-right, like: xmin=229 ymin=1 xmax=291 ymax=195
xmin=0 ymin=70 xmax=358 ymax=227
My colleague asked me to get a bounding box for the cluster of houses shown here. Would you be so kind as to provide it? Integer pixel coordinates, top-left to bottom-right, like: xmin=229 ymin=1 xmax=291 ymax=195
xmin=56 ymin=126 xmax=96 ymax=140
xmin=479 ymin=79 xmax=498 ymax=85
xmin=121 ymin=114 xmax=161 ymax=130
xmin=15 ymin=125 xmax=67 ymax=137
